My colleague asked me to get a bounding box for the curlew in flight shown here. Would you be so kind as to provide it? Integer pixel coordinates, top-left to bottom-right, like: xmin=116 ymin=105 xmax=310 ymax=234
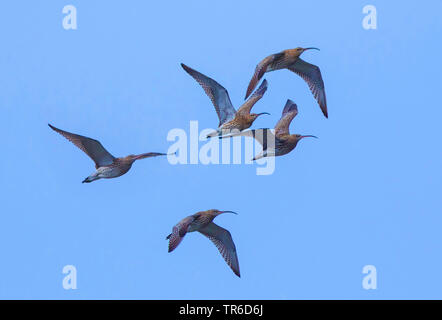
xmin=181 ymin=63 xmax=270 ymax=138
xmin=245 ymin=48 xmax=328 ymax=118
xmin=222 ymin=100 xmax=317 ymax=160
xmin=167 ymin=209 xmax=240 ymax=277
xmin=49 ymin=124 xmax=169 ymax=183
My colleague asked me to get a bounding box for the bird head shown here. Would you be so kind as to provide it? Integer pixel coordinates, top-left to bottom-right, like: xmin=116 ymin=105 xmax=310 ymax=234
xmin=124 ymin=154 xmax=144 ymax=163
xmin=127 ymin=153 xmax=159 ymax=162
xmin=122 ymin=155 xmax=136 ymax=162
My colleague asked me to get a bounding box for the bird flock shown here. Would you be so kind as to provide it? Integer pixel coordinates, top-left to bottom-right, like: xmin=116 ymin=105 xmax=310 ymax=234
xmin=49 ymin=47 xmax=327 ymax=278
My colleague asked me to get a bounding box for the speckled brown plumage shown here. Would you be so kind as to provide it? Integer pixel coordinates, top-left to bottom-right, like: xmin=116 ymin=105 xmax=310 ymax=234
xmin=166 ymin=209 xmax=240 ymax=277
xmin=245 ymin=48 xmax=328 ymax=118
xmin=181 ymin=63 xmax=269 ymax=138
xmin=48 ymin=124 xmax=168 ymax=183
xmin=222 ymin=100 xmax=317 ymax=160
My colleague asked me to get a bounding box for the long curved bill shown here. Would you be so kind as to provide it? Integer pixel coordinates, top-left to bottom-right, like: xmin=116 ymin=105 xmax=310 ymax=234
xmin=134 ymin=152 xmax=167 ymax=160
xmin=300 ymin=135 xmax=318 ymax=139
xmin=219 ymin=210 xmax=238 ymax=215
xmin=303 ymin=47 xmax=320 ymax=51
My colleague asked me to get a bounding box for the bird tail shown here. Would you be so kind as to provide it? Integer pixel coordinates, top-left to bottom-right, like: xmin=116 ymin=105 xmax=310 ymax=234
xmin=206 ymin=130 xmax=220 ymax=139
xmin=82 ymin=176 xmax=96 ymax=183
xmin=252 ymin=150 xmax=274 ymax=161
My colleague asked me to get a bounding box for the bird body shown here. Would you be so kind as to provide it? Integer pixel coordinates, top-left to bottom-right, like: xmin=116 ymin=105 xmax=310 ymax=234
xmin=185 ymin=212 xmax=216 ymax=232
xmin=260 ymin=49 xmax=300 ymax=72
xmin=167 ymin=209 xmax=240 ymax=277
xmin=48 ymin=124 xmax=168 ymax=183
xmin=82 ymin=158 xmax=133 ymax=183
xmin=245 ymin=47 xmax=328 ymax=118
xmin=222 ymin=100 xmax=317 ymax=160
xmin=273 ymin=134 xmax=301 ymax=157
xmin=181 ymin=63 xmax=269 ymax=138
xmin=207 ymin=112 xmax=260 ymax=138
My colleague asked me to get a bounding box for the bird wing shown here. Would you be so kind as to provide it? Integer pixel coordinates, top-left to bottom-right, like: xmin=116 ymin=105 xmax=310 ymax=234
xmin=245 ymin=55 xmax=275 ymax=100
xmin=181 ymin=63 xmax=236 ymax=126
xmin=288 ymin=58 xmax=328 ymax=118
xmin=237 ymin=79 xmax=268 ymax=115
xmin=199 ymin=222 xmax=240 ymax=277
xmin=48 ymin=124 xmax=115 ymax=168
xmin=274 ymin=99 xmax=298 ymax=136
xmin=167 ymin=215 xmax=196 ymax=253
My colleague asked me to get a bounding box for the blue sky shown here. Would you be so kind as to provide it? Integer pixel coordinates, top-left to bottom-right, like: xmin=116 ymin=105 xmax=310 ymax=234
xmin=0 ymin=1 xmax=441 ymax=299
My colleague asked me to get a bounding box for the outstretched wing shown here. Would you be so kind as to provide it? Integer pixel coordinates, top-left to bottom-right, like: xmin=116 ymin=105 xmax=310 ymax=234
xmin=288 ymin=58 xmax=327 ymax=118
xmin=181 ymin=63 xmax=236 ymax=126
xmin=244 ymin=55 xmax=275 ymax=100
xmin=48 ymin=124 xmax=115 ymax=168
xmin=167 ymin=215 xmax=196 ymax=253
xmin=199 ymin=222 xmax=240 ymax=277
xmin=237 ymin=79 xmax=268 ymax=115
xmin=274 ymin=100 xmax=298 ymax=136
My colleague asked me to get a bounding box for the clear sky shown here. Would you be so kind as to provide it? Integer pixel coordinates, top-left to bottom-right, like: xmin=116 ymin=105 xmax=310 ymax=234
xmin=0 ymin=1 xmax=441 ymax=299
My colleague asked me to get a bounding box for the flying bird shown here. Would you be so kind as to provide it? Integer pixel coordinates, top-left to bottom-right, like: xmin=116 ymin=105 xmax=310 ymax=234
xmin=167 ymin=209 xmax=240 ymax=277
xmin=223 ymin=100 xmax=317 ymax=160
xmin=181 ymin=63 xmax=270 ymax=138
xmin=48 ymin=124 xmax=169 ymax=183
xmin=245 ymin=48 xmax=328 ymax=118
